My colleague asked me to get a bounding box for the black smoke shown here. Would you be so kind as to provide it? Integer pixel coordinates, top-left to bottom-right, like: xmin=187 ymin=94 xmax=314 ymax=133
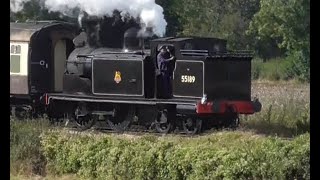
xmin=80 ymin=10 xmax=140 ymax=48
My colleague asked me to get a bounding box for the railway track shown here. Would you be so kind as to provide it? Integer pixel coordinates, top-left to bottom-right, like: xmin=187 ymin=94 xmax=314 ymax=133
xmin=49 ymin=118 xmax=229 ymax=135
xmin=48 ymin=120 xmax=294 ymax=141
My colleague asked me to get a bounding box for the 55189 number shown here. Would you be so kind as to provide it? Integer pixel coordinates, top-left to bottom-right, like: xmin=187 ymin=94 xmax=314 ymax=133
xmin=181 ymin=75 xmax=196 ymax=83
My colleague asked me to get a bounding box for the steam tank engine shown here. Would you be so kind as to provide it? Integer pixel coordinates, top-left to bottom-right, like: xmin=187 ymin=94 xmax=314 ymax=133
xmin=43 ymin=17 xmax=261 ymax=134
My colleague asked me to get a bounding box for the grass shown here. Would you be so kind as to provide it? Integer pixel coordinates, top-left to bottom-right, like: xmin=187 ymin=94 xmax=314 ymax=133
xmin=252 ymin=58 xmax=284 ymax=81
xmin=251 ymin=57 xmax=309 ymax=83
xmin=10 ymin=174 xmax=79 ymax=180
xmin=241 ymin=81 xmax=310 ymax=137
xmin=10 ymin=118 xmax=50 ymax=177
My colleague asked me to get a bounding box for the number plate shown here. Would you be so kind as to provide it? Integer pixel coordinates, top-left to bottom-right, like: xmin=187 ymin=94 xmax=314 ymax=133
xmin=181 ymin=75 xmax=196 ymax=83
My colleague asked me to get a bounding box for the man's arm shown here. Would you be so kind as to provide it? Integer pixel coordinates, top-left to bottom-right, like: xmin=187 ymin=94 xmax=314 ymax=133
xmin=163 ymin=56 xmax=175 ymax=62
xmin=158 ymin=52 xmax=175 ymax=63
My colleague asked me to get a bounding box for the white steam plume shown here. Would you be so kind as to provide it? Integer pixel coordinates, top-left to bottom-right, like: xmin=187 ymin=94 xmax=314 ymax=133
xmin=10 ymin=0 xmax=167 ymax=37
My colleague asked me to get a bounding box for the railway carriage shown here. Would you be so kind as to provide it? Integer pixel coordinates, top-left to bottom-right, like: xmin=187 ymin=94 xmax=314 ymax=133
xmin=10 ymin=21 xmax=77 ymax=117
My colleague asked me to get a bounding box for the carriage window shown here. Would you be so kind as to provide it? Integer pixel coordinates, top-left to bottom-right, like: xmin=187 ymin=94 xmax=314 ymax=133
xmin=10 ymin=55 xmax=20 ymax=73
xmin=10 ymin=45 xmax=21 ymax=54
xmin=10 ymin=44 xmax=21 ymax=73
xmin=16 ymin=45 xmax=21 ymax=54
xmin=10 ymin=45 xmax=15 ymax=53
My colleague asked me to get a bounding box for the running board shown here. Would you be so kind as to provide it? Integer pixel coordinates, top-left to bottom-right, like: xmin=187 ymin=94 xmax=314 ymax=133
xmin=47 ymin=95 xmax=197 ymax=106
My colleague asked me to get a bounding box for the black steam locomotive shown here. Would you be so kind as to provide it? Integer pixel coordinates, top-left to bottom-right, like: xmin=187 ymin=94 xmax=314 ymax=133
xmin=10 ymin=18 xmax=261 ymax=134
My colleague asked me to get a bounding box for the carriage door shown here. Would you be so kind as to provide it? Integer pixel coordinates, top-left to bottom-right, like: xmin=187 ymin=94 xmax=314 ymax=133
xmin=53 ymin=40 xmax=66 ymax=92
xmin=30 ymin=38 xmax=52 ymax=94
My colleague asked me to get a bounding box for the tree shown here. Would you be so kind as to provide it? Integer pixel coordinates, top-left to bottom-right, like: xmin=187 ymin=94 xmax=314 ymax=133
xmin=10 ymin=0 xmax=70 ymax=22
xmin=156 ymin=0 xmax=183 ymax=36
xmin=248 ymin=0 xmax=309 ymax=81
xmin=171 ymin=0 xmax=260 ymax=50
xmin=248 ymin=0 xmax=310 ymax=54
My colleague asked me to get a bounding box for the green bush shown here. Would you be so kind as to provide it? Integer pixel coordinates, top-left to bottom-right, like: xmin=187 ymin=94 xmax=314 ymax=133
xmin=251 ymin=59 xmax=263 ymax=80
xmin=285 ymin=51 xmax=310 ymax=83
xmin=252 ymin=58 xmax=287 ymax=81
xmin=251 ymin=54 xmax=310 ymax=82
xmin=260 ymin=58 xmax=283 ymax=81
xmin=41 ymin=131 xmax=310 ymax=180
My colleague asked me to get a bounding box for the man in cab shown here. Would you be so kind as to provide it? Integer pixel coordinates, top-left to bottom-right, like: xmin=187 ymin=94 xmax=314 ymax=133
xmin=157 ymin=45 xmax=175 ymax=98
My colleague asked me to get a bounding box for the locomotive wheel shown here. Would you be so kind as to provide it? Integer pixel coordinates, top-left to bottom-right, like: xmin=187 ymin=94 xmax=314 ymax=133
xmin=182 ymin=117 xmax=202 ymax=135
xmin=75 ymin=103 xmax=95 ymax=130
xmin=155 ymin=109 xmax=172 ymax=134
xmin=106 ymin=106 xmax=131 ymax=132
xmin=76 ymin=115 xmax=96 ymax=130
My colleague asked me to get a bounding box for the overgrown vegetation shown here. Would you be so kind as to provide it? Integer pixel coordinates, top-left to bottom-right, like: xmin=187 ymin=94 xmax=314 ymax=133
xmin=252 ymin=55 xmax=310 ymax=82
xmin=10 ymin=118 xmax=50 ymax=176
xmin=242 ymin=82 xmax=310 ymax=137
xmin=41 ymin=131 xmax=309 ymax=180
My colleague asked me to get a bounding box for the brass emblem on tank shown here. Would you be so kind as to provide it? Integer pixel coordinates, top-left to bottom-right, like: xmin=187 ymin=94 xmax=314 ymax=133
xmin=114 ymin=71 xmax=122 ymax=83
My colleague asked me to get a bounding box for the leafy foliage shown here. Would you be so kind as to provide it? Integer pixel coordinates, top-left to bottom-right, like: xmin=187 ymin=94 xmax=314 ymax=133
xmin=156 ymin=0 xmax=183 ymax=36
xmin=248 ymin=0 xmax=310 ymax=81
xmin=41 ymin=131 xmax=310 ymax=179
xmin=10 ymin=0 xmax=77 ymax=23
xmin=248 ymin=0 xmax=309 ymax=52
xmin=252 ymin=55 xmax=310 ymax=82
xmin=171 ymin=0 xmax=260 ymax=50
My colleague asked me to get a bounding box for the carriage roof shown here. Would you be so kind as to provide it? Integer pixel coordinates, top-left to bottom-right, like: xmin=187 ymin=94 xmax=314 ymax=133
xmin=10 ymin=21 xmax=77 ymax=42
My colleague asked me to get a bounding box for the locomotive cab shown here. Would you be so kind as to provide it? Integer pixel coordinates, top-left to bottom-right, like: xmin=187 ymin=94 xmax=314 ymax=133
xmin=155 ymin=43 xmax=176 ymax=98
